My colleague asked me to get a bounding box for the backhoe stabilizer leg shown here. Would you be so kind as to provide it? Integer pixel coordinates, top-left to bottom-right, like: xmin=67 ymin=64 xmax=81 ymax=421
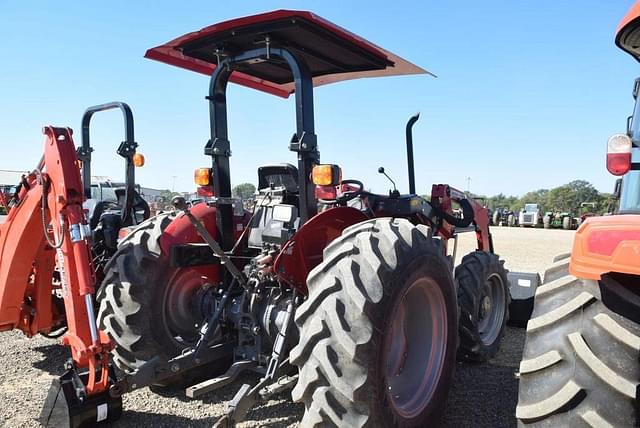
xmin=39 ymin=365 xmax=122 ymax=428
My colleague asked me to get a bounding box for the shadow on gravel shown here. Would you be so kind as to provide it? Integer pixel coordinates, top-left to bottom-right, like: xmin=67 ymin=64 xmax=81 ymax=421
xmin=28 ymin=327 xmax=525 ymax=427
xmin=439 ymin=326 xmax=526 ymax=428
xmin=243 ymin=396 xmax=304 ymax=426
xmin=147 ymin=328 xmax=525 ymax=428
xmin=32 ymin=342 xmax=68 ymax=375
xmin=148 ymin=371 xmax=305 ymax=424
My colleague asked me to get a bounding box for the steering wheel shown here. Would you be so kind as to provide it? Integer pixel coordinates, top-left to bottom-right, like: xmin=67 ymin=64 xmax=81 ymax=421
xmin=336 ymin=179 xmax=365 ymax=204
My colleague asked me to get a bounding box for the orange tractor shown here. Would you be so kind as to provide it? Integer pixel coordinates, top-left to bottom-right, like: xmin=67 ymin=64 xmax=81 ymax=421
xmin=0 ymin=11 xmax=513 ymax=427
xmin=516 ymin=3 xmax=640 ymax=426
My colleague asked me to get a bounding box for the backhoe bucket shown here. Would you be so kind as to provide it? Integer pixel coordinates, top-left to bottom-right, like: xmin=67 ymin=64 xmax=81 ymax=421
xmin=39 ymin=368 xmax=122 ymax=428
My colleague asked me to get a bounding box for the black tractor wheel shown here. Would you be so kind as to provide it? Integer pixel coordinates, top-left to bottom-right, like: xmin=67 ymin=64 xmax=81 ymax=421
xmin=516 ymin=257 xmax=640 ymax=426
xmin=543 ymin=215 xmax=551 ymax=229
xmin=290 ymin=218 xmax=458 ymax=427
xmin=562 ymin=216 xmax=571 ymax=230
xmin=97 ymin=213 xmax=231 ymax=383
xmin=456 ymin=251 xmax=510 ymax=361
xmin=508 ymin=214 xmax=515 ymax=227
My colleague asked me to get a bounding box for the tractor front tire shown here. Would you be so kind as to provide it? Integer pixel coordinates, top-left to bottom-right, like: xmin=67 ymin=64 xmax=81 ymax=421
xmin=508 ymin=214 xmax=515 ymax=227
xmin=543 ymin=215 xmax=551 ymax=229
xmin=456 ymin=251 xmax=510 ymax=361
xmin=562 ymin=216 xmax=571 ymax=230
xmin=290 ymin=218 xmax=458 ymax=427
xmin=97 ymin=213 xmax=231 ymax=384
xmin=516 ymin=257 xmax=640 ymax=426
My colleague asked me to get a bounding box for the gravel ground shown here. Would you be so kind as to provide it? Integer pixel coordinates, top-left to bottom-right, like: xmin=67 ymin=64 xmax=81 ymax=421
xmin=0 ymin=226 xmax=575 ymax=428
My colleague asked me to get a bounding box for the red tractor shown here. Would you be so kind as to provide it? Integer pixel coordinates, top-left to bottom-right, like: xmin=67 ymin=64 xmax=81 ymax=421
xmin=516 ymin=3 xmax=640 ymax=426
xmin=0 ymin=11 xmax=511 ymax=428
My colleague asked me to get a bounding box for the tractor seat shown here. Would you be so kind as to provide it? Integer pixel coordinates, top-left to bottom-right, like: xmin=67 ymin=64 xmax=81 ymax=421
xmin=257 ymin=164 xmax=298 ymax=194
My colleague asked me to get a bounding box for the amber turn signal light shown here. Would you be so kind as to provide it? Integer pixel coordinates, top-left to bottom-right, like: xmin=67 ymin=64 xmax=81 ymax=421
xmin=312 ymin=164 xmax=341 ymax=186
xmin=133 ymin=153 xmax=145 ymax=167
xmin=194 ymin=167 xmax=212 ymax=186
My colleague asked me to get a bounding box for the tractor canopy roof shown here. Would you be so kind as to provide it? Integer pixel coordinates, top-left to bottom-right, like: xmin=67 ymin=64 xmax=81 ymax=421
xmin=145 ymin=10 xmax=430 ymax=98
xmin=616 ymin=2 xmax=640 ymax=62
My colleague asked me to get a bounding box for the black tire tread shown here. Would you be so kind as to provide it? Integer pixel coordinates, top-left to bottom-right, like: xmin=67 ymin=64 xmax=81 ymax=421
xmin=290 ymin=218 xmax=456 ymax=427
xmin=455 ymin=251 xmax=510 ymax=361
xmin=97 ymin=213 xmax=175 ymax=372
xmin=516 ymin=257 xmax=640 ymax=426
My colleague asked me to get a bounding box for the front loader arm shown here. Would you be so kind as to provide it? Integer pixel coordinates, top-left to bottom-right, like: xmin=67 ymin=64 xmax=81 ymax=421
xmin=0 ymin=126 xmax=112 ymax=395
xmin=430 ymin=184 xmax=492 ymax=253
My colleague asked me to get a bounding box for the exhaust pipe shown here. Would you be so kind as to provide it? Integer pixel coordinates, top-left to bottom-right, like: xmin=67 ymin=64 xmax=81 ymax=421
xmin=405 ymin=113 xmax=420 ymax=195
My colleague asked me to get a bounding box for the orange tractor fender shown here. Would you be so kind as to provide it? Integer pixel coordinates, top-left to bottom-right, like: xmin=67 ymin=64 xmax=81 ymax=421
xmin=569 ymin=215 xmax=640 ymax=280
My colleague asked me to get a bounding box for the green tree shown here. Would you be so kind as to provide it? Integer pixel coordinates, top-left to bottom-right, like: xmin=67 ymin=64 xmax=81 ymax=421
xmin=546 ymin=180 xmax=600 ymax=214
xmin=513 ymin=189 xmax=549 ymax=212
xmin=232 ymin=183 xmax=256 ymax=200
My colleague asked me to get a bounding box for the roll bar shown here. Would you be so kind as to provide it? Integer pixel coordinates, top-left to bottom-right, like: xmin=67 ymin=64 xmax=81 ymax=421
xmin=206 ymin=46 xmax=319 ymax=250
xmin=77 ymin=102 xmax=138 ymax=223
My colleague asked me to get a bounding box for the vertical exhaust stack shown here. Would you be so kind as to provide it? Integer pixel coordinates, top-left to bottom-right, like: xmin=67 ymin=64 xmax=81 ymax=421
xmin=405 ymin=113 xmax=420 ymax=194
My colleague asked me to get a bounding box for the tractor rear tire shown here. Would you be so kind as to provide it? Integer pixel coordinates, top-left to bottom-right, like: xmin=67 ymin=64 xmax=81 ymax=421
xmin=543 ymin=215 xmax=551 ymax=229
xmin=97 ymin=213 xmax=231 ymax=384
xmin=456 ymin=251 xmax=510 ymax=361
xmin=492 ymin=211 xmax=500 ymax=226
xmin=516 ymin=257 xmax=640 ymax=426
xmin=290 ymin=218 xmax=458 ymax=427
xmin=508 ymin=214 xmax=515 ymax=227
xmin=562 ymin=216 xmax=571 ymax=230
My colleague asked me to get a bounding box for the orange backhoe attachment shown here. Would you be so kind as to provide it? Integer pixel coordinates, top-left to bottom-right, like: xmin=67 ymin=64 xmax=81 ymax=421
xmin=0 ymin=126 xmax=120 ymax=426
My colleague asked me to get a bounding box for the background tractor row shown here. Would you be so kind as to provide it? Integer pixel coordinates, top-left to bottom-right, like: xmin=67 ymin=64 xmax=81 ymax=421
xmin=518 ymin=203 xmax=544 ymax=227
xmin=542 ymin=210 xmax=576 ymax=230
xmin=492 ymin=207 xmax=518 ymax=227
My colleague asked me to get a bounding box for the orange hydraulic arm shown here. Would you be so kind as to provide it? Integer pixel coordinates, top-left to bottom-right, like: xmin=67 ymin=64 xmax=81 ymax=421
xmin=0 ymin=126 xmax=112 ymax=395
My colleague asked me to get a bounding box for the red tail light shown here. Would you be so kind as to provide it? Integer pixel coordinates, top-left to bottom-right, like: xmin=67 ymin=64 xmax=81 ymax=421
xmin=197 ymin=185 xmax=215 ymax=197
xmin=315 ymin=185 xmax=337 ymax=200
xmin=118 ymin=227 xmax=133 ymax=240
xmin=606 ymin=134 xmax=632 ymax=176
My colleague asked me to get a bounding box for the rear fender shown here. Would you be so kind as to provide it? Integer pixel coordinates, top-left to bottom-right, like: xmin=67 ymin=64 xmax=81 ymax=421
xmin=274 ymin=206 xmax=369 ymax=294
xmin=159 ymin=204 xmax=222 ymax=283
xmin=570 ymin=214 xmax=640 ymax=280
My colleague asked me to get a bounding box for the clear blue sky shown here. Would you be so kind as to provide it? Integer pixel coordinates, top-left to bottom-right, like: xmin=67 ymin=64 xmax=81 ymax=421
xmin=0 ymin=0 xmax=637 ymax=196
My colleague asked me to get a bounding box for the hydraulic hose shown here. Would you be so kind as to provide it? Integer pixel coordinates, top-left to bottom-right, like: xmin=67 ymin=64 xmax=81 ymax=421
xmin=34 ymin=169 xmax=65 ymax=249
xmin=432 ymin=198 xmax=475 ymax=228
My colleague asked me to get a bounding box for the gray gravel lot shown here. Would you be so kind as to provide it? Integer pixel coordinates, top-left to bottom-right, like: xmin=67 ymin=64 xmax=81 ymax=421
xmin=0 ymin=226 xmax=574 ymax=428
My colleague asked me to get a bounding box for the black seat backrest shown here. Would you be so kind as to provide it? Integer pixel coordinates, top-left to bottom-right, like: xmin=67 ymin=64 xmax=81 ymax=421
xmin=114 ymin=188 xmax=151 ymax=226
xmin=257 ymin=164 xmax=298 ymax=193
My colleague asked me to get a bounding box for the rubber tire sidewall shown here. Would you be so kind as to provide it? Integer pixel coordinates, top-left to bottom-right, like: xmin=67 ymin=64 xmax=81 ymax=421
xmin=456 ymin=251 xmax=510 ymax=362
